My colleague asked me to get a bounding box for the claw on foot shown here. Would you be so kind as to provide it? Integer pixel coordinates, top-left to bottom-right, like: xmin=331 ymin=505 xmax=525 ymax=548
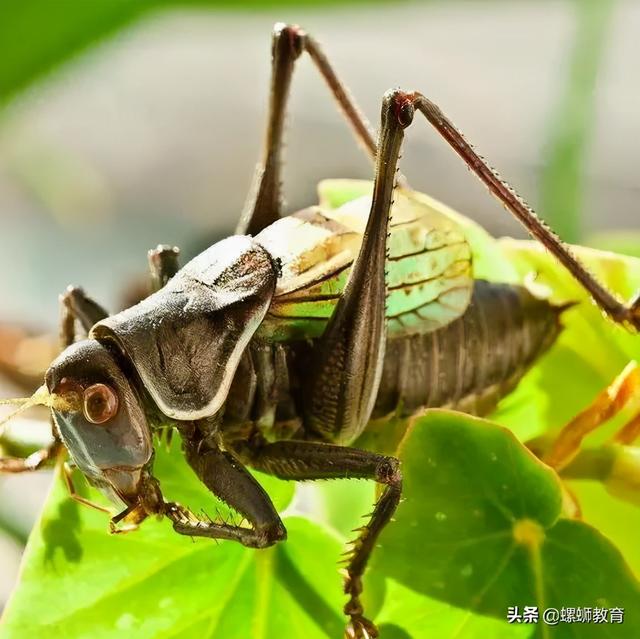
xmin=109 ymin=520 xmax=139 ymax=535
xmin=345 ymin=615 xmax=379 ymax=639
xmin=344 ymin=575 xmax=378 ymax=639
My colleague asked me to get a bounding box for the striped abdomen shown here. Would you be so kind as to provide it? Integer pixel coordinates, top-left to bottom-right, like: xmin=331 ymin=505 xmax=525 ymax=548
xmin=372 ymin=279 xmax=564 ymax=419
xmin=224 ymin=280 xmax=564 ymax=441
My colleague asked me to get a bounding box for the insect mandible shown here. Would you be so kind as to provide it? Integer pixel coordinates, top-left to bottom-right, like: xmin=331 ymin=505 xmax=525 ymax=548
xmin=1 ymin=23 xmax=639 ymax=639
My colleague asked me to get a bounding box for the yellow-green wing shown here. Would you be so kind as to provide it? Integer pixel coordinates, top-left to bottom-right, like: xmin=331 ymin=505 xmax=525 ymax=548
xmin=255 ymin=181 xmax=473 ymax=342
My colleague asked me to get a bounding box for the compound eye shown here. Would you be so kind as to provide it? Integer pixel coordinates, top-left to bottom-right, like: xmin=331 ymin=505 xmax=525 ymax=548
xmin=82 ymin=383 xmax=119 ymax=424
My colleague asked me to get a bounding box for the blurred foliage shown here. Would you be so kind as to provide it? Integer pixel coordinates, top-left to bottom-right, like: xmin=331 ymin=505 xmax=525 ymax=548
xmin=587 ymin=232 xmax=640 ymax=260
xmin=539 ymin=0 xmax=616 ymax=243
xmin=0 ymin=0 xmax=626 ymax=246
xmin=0 ymin=0 xmax=389 ymax=106
xmin=0 ymin=0 xmax=150 ymax=104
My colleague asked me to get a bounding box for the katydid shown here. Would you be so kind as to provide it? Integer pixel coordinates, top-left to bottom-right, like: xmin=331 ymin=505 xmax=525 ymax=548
xmin=1 ymin=23 xmax=638 ymax=638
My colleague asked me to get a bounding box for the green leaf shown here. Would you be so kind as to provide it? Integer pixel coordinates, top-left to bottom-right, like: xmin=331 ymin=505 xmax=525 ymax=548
xmin=370 ymin=410 xmax=640 ymax=636
xmin=0 ymin=1 xmax=151 ymax=105
xmin=0 ymin=1 xmax=391 ymax=108
xmin=1 ymin=438 xmax=353 ymax=639
xmin=1 ymin=510 xmax=344 ymax=639
xmin=375 ymin=578 xmax=532 ymax=639
xmin=494 ymin=240 xmax=640 ymax=440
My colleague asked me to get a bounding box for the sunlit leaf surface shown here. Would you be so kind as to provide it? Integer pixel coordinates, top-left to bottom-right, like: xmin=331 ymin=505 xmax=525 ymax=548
xmin=371 ymin=411 xmax=640 ymax=638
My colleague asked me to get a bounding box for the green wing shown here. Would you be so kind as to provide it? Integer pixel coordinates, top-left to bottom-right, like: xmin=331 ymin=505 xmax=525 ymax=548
xmin=256 ymin=180 xmax=473 ymax=342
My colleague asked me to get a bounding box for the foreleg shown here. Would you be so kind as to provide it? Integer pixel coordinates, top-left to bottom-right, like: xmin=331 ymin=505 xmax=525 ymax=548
xmin=59 ymin=285 xmax=109 ymax=342
xmin=167 ymin=435 xmax=286 ymax=549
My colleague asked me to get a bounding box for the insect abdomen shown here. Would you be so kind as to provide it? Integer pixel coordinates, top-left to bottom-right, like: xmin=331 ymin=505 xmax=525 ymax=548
xmin=373 ymin=280 xmax=564 ymax=418
xmin=226 ymin=280 xmax=564 ymax=441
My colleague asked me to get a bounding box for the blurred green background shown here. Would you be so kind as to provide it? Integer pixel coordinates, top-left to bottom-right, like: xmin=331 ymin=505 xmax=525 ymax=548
xmin=0 ymin=0 xmax=638 ymax=611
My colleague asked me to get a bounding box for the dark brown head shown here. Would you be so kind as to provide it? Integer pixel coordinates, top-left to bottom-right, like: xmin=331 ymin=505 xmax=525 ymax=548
xmin=45 ymin=339 xmax=152 ymax=507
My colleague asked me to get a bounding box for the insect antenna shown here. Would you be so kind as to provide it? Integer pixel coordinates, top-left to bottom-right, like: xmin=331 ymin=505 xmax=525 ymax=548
xmin=0 ymin=386 xmax=48 ymax=436
xmin=0 ymin=402 xmax=35 ymax=437
xmin=0 ymin=384 xmax=81 ymax=437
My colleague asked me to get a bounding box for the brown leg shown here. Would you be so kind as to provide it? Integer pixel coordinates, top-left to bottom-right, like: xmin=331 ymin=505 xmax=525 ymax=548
xmin=60 ymin=460 xmax=148 ymax=535
xmin=236 ymin=439 xmax=402 ymax=639
xmin=303 ymin=90 xmax=411 ymax=445
xmin=0 ymin=439 xmax=62 ymax=473
xmin=60 ymin=461 xmax=112 ymax=514
xmin=237 ymin=23 xmax=378 ymax=235
xmin=59 ymin=286 xmax=109 ymax=340
xmin=167 ymin=434 xmax=286 ymax=548
xmin=267 ymin=91 xmax=409 ymax=635
xmin=148 ymin=244 xmax=180 ymax=292
xmin=60 ymin=460 xmax=155 ymax=533
xmin=406 ymin=93 xmax=640 ymax=329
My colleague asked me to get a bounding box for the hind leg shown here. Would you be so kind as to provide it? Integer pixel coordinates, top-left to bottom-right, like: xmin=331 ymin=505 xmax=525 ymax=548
xmin=302 ymin=90 xmax=411 ymax=444
xmin=238 ymin=23 xmax=378 ymax=235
